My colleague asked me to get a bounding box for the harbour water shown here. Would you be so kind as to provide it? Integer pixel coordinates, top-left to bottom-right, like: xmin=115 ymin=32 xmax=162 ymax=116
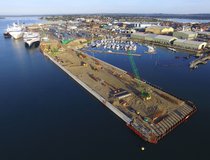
xmin=0 ymin=17 xmax=210 ymax=160
xmin=159 ymin=18 xmax=210 ymax=23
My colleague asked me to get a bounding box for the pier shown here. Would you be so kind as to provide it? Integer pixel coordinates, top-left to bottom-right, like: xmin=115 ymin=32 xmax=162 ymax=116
xmin=190 ymin=54 xmax=210 ymax=69
xmin=81 ymin=49 xmax=141 ymax=57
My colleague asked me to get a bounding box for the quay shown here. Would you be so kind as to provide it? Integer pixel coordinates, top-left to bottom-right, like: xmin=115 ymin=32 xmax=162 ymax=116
xmin=81 ymin=49 xmax=141 ymax=57
xmin=190 ymin=54 xmax=210 ymax=69
xmin=41 ymin=50 xmax=132 ymax=124
xmin=40 ymin=38 xmax=196 ymax=144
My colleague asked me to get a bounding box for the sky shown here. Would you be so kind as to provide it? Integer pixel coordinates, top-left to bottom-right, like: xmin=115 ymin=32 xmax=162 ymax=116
xmin=0 ymin=0 xmax=209 ymax=15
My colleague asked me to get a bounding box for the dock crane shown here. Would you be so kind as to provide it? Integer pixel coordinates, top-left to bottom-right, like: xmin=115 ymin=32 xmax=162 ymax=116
xmin=127 ymin=50 xmax=151 ymax=100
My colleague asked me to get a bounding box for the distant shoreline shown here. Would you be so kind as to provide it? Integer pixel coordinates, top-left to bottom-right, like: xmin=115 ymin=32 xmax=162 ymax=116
xmin=0 ymin=13 xmax=210 ymax=20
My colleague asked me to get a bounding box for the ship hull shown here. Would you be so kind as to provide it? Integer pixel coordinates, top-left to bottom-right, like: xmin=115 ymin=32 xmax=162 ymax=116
xmin=24 ymin=39 xmax=40 ymax=48
xmin=9 ymin=32 xmax=24 ymax=39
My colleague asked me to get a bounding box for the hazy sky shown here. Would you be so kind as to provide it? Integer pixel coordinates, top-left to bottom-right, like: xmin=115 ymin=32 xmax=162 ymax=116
xmin=0 ymin=0 xmax=209 ymax=15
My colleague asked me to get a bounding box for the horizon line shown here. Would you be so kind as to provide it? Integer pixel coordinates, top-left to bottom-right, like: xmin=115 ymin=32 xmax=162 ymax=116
xmin=1 ymin=12 xmax=210 ymax=17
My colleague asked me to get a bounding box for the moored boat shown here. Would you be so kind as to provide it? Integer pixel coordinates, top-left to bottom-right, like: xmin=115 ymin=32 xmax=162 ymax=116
xmin=168 ymin=47 xmax=177 ymax=52
xmin=3 ymin=32 xmax=11 ymax=38
xmin=24 ymin=32 xmax=40 ymax=48
xmin=7 ymin=22 xmax=25 ymax=39
xmin=146 ymin=45 xmax=156 ymax=54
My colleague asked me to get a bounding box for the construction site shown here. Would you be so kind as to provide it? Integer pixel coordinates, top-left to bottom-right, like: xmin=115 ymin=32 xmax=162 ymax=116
xmin=39 ymin=29 xmax=196 ymax=143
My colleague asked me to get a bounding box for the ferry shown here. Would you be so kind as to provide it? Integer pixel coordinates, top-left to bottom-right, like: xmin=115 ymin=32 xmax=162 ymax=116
xmin=23 ymin=32 xmax=40 ymax=48
xmin=7 ymin=23 xmax=25 ymax=39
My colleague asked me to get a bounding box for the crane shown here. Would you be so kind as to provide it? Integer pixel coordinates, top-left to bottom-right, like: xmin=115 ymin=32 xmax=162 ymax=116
xmin=127 ymin=50 xmax=151 ymax=100
xmin=127 ymin=50 xmax=141 ymax=87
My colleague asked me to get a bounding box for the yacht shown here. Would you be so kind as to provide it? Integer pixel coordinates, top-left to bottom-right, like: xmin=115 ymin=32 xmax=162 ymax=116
xmin=7 ymin=23 xmax=25 ymax=39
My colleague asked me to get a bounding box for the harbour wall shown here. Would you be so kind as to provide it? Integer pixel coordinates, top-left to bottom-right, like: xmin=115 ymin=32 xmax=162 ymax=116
xmin=41 ymin=49 xmax=132 ymax=124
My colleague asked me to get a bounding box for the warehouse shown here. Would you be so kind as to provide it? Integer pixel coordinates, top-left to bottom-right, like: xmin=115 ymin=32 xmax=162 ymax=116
xmin=173 ymin=39 xmax=207 ymax=50
xmin=144 ymin=34 xmax=157 ymax=42
xmin=153 ymin=35 xmax=177 ymax=45
xmin=145 ymin=26 xmax=174 ymax=35
xmin=131 ymin=32 xmax=156 ymax=42
xmin=131 ymin=32 xmax=148 ymax=40
xmin=196 ymin=32 xmax=210 ymax=42
xmin=131 ymin=33 xmax=177 ymax=44
xmin=173 ymin=31 xmax=198 ymax=40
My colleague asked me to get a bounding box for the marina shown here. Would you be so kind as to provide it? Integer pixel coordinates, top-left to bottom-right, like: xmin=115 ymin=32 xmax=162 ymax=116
xmin=81 ymin=49 xmax=141 ymax=56
xmin=91 ymin=39 xmax=137 ymax=51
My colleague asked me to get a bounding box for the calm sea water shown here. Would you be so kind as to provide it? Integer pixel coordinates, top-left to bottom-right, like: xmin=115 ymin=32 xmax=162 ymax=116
xmin=0 ymin=17 xmax=210 ymax=160
xmin=159 ymin=18 xmax=210 ymax=23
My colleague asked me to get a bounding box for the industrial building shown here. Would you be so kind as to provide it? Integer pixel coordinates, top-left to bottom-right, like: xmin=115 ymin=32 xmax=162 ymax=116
xmin=131 ymin=32 xmax=177 ymax=44
xmin=131 ymin=32 xmax=148 ymax=40
xmin=131 ymin=32 xmax=207 ymax=51
xmin=153 ymin=35 xmax=177 ymax=45
xmin=131 ymin=23 xmax=155 ymax=29
xmin=173 ymin=39 xmax=207 ymax=50
xmin=145 ymin=26 xmax=174 ymax=35
xmin=173 ymin=31 xmax=198 ymax=40
xmin=131 ymin=32 xmax=155 ymax=41
xmin=196 ymin=32 xmax=210 ymax=48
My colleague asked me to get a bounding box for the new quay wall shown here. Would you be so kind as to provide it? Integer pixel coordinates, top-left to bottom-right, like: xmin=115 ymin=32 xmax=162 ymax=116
xmin=40 ymin=49 xmax=132 ymax=124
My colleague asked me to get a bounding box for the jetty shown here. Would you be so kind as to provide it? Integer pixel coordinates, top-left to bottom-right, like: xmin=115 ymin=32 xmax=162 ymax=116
xmin=190 ymin=54 xmax=210 ymax=69
xmin=81 ymin=49 xmax=141 ymax=57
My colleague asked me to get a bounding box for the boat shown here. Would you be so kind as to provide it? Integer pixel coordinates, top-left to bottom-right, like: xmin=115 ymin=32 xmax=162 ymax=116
xmin=116 ymin=45 xmax=120 ymax=50
xmin=146 ymin=45 xmax=155 ymax=54
xmin=7 ymin=22 xmax=25 ymax=39
xmin=3 ymin=32 xmax=11 ymax=38
xmin=168 ymin=47 xmax=176 ymax=52
xmin=90 ymin=41 xmax=96 ymax=48
xmin=24 ymin=32 xmax=40 ymax=48
xmin=23 ymin=32 xmax=39 ymax=39
xmin=24 ymin=38 xmax=41 ymax=48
